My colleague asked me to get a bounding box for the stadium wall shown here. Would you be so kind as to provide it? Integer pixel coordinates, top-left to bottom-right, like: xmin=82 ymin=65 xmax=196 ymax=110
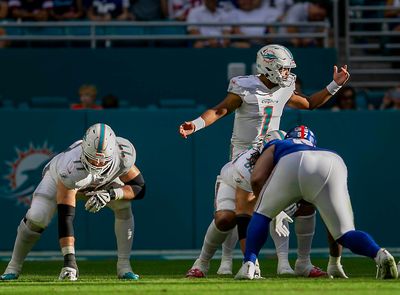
xmin=0 ymin=48 xmax=336 ymax=106
xmin=0 ymin=109 xmax=399 ymax=251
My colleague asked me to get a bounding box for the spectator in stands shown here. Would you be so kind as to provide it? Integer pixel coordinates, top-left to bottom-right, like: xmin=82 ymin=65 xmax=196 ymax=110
xmin=131 ymin=0 xmax=166 ymax=20
xmin=102 ymin=94 xmax=119 ymax=109
xmin=380 ymin=86 xmax=400 ymax=110
xmin=51 ymin=0 xmax=83 ymax=20
xmin=88 ymin=0 xmax=133 ymax=20
xmin=164 ymin=0 xmax=202 ymax=21
xmin=0 ymin=0 xmax=7 ymax=18
xmin=8 ymin=0 xmax=53 ymax=21
xmin=331 ymin=85 xmax=357 ymax=111
xmin=0 ymin=28 xmax=11 ymax=49
xmin=71 ymin=84 xmax=103 ymax=110
xmin=385 ymin=0 xmax=400 ymax=30
xmin=279 ymin=0 xmax=329 ymax=47
xmin=230 ymin=0 xmax=269 ymax=48
xmin=187 ymin=0 xmax=232 ymax=48
xmin=261 ymin=0 xmax=293 ymax=22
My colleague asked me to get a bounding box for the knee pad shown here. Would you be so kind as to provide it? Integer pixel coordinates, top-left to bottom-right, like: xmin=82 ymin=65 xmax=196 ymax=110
xmin=26 ymin=195 xmax=56 ymax=230
xmin=24 ymin=218 xmax=45 ymax=233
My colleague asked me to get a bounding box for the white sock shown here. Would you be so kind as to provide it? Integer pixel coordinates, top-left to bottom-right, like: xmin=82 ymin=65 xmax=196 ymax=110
xmin=114 ymin=212 xmax=134 ymax=275
xmin=5 ymin=220 xmax=41 ymax=274
xmin=221 ymin=226 xmax=237 ymax=262
xmin=295 ymin=213 xmax=316 ymax=265
xmin=270 ymin=221 xmax=290 ymax=267
xmin=198 ymin=220 xmax=231 ymax=262
xmin=328 ymin=255 xmax=341 ymax=265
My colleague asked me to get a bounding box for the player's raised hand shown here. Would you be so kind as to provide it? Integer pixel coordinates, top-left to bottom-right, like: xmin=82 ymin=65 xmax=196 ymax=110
xmin=333 ymin=65 xmax=350 ymax=86
xmin=179 ymin=121 xmax=195 ymax=139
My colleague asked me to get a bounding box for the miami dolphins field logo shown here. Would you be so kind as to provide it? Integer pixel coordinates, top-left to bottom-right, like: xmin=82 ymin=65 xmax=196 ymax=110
xmin=2 ymin=143 xmax=55 ymax=207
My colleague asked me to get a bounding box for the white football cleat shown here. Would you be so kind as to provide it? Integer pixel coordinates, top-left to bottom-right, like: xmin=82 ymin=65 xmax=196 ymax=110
xmin=375 ymin=248 xmax=398 ymax=279
xmin=327 ymin=264 xmax=348 ymax=279
xmin=277 ymin=263 xmax=295 ymax=275
xmin=58 ymin=267 xmax=78 ymax=281
xmin=217 ymin=258 xmax=232 ymax=275
xmin=234 ymin=261 xmax=255 ymax=280
xmin=254 ymin=259 xmax=264 ymax=279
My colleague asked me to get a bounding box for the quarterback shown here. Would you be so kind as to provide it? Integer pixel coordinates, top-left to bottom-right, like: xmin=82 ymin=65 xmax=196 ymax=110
xmin=179 ymin=44 xmax=350 ymax=277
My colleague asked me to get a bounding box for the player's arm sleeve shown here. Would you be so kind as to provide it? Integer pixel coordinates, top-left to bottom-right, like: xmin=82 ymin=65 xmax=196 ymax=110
xmin=125 ymin=172 xmax=146 ymax=200
xmin=227 ymin=77 xmax=246 ymax=99
xmin=56 ymin=160 xmax=80 ymax=190
xmin=117 ymin=138 xmax=137 ymax=174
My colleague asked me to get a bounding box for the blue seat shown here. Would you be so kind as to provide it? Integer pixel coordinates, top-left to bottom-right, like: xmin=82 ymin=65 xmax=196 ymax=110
xmin=30 ymin=96 xmax=69 ymax=108
xmin=159 ymin=99 xmax=197 ymax=108
xmin=65 ymin=26 xmax=91 ymax=36
xmin=146 ymin=26 xmax=186 ymax=35
xmin=25 ymin=27 xmax=65 ymax=36
xmin=0 ymin=99 xmax=14 ymax=109
xmin=106 ymin=26 xmax=145 ymax=36
xmin=365 ymin=91 xmax=385 ymax=109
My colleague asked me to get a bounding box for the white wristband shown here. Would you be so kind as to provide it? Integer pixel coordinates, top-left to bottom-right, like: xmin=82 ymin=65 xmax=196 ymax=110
xmin=326 ymin=80 xmax=342 ymax=95
xmin=192 ymin=117 xmax=206 ymax=132
xmin=113 ymin=188 xmax=124 ymax=200
xmin=62 ymin=246 xmax=75 ymax=256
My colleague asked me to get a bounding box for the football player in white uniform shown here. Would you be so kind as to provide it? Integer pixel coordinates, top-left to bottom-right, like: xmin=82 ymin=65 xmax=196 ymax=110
xmin=0 ymin=123 xmax=145 ymax=281
xmin=179 ymin=44 xmax=350 ymax=277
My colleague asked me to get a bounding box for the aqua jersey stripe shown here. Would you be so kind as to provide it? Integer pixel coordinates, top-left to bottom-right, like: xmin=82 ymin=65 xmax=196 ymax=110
xmin=97 ymin=124 xmax=105 ymax=153
xmin=277 ymin=130 xmax=285 ymax=140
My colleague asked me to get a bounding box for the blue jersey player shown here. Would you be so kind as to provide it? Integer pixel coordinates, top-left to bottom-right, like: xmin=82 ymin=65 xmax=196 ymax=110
xmin=235 ymin=125 xmax=398 ymax=280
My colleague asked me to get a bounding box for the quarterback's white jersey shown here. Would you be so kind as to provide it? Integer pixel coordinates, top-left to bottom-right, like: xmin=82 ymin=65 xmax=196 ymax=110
xmin=44 ymin=137 xmax=136 ymax=194
xmin=227 ymin=74 xmax=295 ymax=159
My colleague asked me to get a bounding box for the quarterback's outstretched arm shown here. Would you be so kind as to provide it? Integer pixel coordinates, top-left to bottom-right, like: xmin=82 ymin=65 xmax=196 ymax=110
xmin=179 ymin=93 xmax=242 ymax=138
xmin=287 ymin=65 xmax=350 ymax=110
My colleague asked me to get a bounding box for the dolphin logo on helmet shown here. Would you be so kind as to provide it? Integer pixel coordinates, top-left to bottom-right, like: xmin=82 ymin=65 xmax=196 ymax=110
xmin=81 ymin=123 xmax=116 ymax=175
xmin=256 ymin=44 xmax=296 ymax=88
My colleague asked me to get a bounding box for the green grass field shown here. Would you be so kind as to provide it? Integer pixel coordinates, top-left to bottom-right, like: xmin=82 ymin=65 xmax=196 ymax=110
xmin=0 ymin=258 xmax=399 ymax=295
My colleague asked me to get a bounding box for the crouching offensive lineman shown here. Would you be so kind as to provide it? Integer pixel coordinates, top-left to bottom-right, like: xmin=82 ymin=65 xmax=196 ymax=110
xmin=0 ymin=123 xmax=145 ymax=281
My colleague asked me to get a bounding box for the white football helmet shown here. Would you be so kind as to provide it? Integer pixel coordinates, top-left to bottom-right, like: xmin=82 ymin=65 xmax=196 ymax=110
xmin=256 ymin=44 xmax=296 ymax=87
xmin=81 ymin=123 xmax=116 ymax=175
xmin=264 ymin=130 xmax=287 ymax=143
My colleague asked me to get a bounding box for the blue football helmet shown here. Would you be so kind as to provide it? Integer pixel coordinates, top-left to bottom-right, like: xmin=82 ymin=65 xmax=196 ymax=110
xmin=285 ymin=125 xmax=317 ymax=147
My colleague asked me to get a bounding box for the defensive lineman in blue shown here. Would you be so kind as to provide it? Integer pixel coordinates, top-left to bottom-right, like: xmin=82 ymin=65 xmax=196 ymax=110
xmin=235 ymin=125 xmax=398 ymax=280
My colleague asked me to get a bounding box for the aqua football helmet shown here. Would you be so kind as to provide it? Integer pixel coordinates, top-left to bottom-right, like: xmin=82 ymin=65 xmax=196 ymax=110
xmin=285 ymin=125 xmax=317 ymax=147
xmin=256 ymin=44 xmax=296 ymax=87
xmin=81 ymin=123 xmax=116 ymax=175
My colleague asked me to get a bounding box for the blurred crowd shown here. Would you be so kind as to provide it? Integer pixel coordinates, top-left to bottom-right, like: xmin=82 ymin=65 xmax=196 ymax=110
xmin=0 ymin=0 xmax=332 ymax=48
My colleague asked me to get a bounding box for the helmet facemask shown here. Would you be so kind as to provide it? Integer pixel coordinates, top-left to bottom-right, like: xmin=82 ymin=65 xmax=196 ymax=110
xmin=81 ymin=123 xmax=117 ymax=176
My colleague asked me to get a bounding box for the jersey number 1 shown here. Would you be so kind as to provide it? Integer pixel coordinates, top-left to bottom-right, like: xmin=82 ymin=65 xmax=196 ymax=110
xmin=259 ymin=106 xmax=273 ymax=137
